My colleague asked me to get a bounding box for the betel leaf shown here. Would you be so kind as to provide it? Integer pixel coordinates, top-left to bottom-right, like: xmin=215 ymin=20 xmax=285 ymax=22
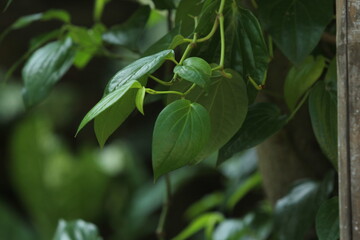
xmin=105 ymin=49 xmax=174 ymax=94
xmin=275 ymin=175 xmax=333 ymax=240
xmin=102 ymin=6 xmax=150 ymax=51
xmin=196 ymin=4 xmax=269 ymax=103
xmin=195 ymin=0 xmax=220 ymax=37
xmin=218 ymin=102 xmax=287 ymax=164
xmin=152 ymin=99 xmax=211 ymax=179
xmin=309 ymin=81 xmax=337 ymax=169
xmin=135 ymin=86 xmax=146 ymax=115
xmin=284 ymin=56 xmax=326 ymax=111
xmin=143 ymin=26 xmax=185 ymax=56
xmin=77 ymin=80 xmax=142 ymax=135
xmin=316 ymin=197 xmax=339 ymax=240
xmin=168 ymin=69 xmax=248 ymax=164
xmin=94 ymin=77 xmax=147 ymax=147
xmin=22 ymin=37 xmax=75 ymax=107
xmin=174 ymin=57 xmax=212 ymax=88
xmin=258 ymin=0 xmax=333 ymax=64
xmin=172 ymin=212 xmax=224 ymax=240
xmin=53 ymin=219 xmax=102 ymax=240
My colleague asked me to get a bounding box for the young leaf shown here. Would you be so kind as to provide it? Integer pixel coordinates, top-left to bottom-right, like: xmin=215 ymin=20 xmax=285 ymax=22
xmin=53 ymin=219 xmax=102 ymax=240
xmin=172 ymin=212 xmax=224 ymax=240
xmin=102 ymin=6 xmax=150 ymax=51
xmin=105 ymin=49 xmax=174 ymax=94
xmin=309 ymin=81 xmax=337 ymax=169
xmin=218 ymin=102 xmax=287 ymax=164
xmin=77 ymin=81 xmax=142 ymax=135
xmin=174 ymin=57 xmax=212 ymax=88
xmin=284 ymin=56 xmax=326 ymax=111
xmin=152 ymin=99 xmax=211 ymax=180
xmin=185 ymin=192 xmax=224 ymax=220
xmin=22 ymin=37 xmax=75 ymax=107
xmin=135 ymin=87 xmax=146 ymax=115
xmin=258 ymin=0 xmax=333 ymax=64
xmin=275 ymin=175 xmax=334 ymax=240
xmin=168 ymin=69 xmax=248 ymax=164
xmin=316 ymin=197 xmax=339 ymax=240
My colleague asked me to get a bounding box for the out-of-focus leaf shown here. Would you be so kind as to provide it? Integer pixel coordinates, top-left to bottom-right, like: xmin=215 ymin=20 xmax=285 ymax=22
xmin=53 ymin=219 xmax=102 ymax=240
xmin=309 ymin=81 xmax=337 ymax=168
xmin=168 ymin=69 xmax=248 ymax=164
xmin=22 ymin=37 xmax=75 ymax=107
xmin=275 ymin=175 xmax=334 ymax=240
xmin=258 ymin=0 xmax=333 ymax=63
xmin=174 ymin=57 xmax=212 ymax=88
xmin=185 ymin=192 xmax=224 ymax=220
xmin=102 ymin=6 xmax=150 ymax=51
xmin=153 ymin=0 xmax=176 ymax=9
xmin=316 ymin=197 xmax=339 ymax=240
xmin=218 ymin=102 xmax=286 ymax=164
xmin=284 ymin=56 xmax=326 ymax=111
xmin=105 ymin=49 xmax=174 ymax=94
xmin=227 ymin=172 xmax=262 ymax=210
xmin=94 ymin=0 xmax=111 ymax=22
xmin=2 ymin=0 xmax=12 ymax=12
xmin=0 ymin=83 xmax=24 ymax=123
xmin=152 ymin=99 xmax=211 ymax=179
xmin=172 ymin=212 xmax=224 ymax=240
xmin=0 ymin=200 xmax=36 ymax=240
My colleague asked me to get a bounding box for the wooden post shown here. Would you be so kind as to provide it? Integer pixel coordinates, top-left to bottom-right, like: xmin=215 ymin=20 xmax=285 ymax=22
xmin=337 ymin=0 xmax=360 ymax=239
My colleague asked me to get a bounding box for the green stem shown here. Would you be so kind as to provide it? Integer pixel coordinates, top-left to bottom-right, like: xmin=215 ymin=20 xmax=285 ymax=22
xmin=156 ymin=175 xmax=172 ymax=240
xmin=248 ymin=76 xmax=264 ymax=90
xmin=150 ymin=75 xmax=173 ymax=86
xmin=146 ymin=88 xmax=184 ymax=96
xmin=184 ymin=83 xmax=196 ymax=95
xmin=218 ymin=0 xmax=226 ymax=13
xmin=218 ymin=14 xmax=225 ymax=69
xmin=287 ymin=90 xmax=311 ymax=122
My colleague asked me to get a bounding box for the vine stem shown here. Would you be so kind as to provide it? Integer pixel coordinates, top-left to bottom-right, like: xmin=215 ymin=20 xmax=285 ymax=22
xmin=218 ymin=13 xmax=225 ymax=68
xmin=156 ymin=174 xmax=172 ymax=240
xmin=287 ymin=90 xmax=311 ymax=122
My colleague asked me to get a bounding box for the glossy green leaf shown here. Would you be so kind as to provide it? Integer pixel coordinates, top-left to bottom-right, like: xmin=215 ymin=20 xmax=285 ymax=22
xmin=196 ymin=4 xmax=269 ymax=102
xmin=102 ymin=6 xmax=150 ymax=51
xmin=174 ymin=57 xmax=212 ymax=88
xmin=316 ymin=197 xmax=339 ymax=240
xmin=169 ymin=69 xmax=248 ymax=163
xmin=94 ymin=0 xmax=111 ymax=22
xmin=53 ymin=220 xmax=102 ymax=240
xmin=284 ymin=56 xmax=326 ymax=111
xmin=218 ymin=102 xmax=287 ymax=164
xmin=77 ymin=81 xmax=142 ymax=135
xmin=275 ymin=175 xmax=334 ymax=240
xmin=152 ymin=99 xmax=211 ymax=179
xmin=258 ymin=0 xmax=333 ymax=64
xmin=172 ymin=212 xmax=224 ymax=240
xmin=185 ymin=192 xmax=224 ymax=220
xmin=309 ymin=81 xmax=337 ymax=168
xmin=135 ymin=87 xmax=146 ymax=115
xmin=22 ymin=37 xmax=75 ymax=107
xmin=175 ymin=0 xmax=204 ymax=37
xmin=143 ymin=27 xmax=185 ymax=56
xmin=195 ymin=0 xmax=220 ymax=37
xmin=105 ymin=49 xmax=174 ymax=94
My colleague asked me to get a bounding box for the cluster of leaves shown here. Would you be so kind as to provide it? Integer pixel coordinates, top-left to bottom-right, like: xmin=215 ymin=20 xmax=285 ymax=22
xmin=1 ymin=0 xmax=338 ymax=239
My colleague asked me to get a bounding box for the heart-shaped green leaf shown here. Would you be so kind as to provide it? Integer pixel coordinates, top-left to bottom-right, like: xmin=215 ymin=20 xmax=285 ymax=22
xmin=168 ymin=69 xmax=248 ymax=163
xmin=105 ymin=49 xmax=174 ymax=94
xmin=174 ymin=57 xmax=212 ymax=88
xmin=218 ymin=102 xmax=287 ymax=164
xmin=315 ymin=197 xmax=339 ymax=240
xmin=152 ymin=99 xmax=211 ymax=180
xmin=22 ymin=37 xmax=75 ymax=107
xmin=284 ymin=56 xmax=325 ymax=111
xmin=258 ymin=0 xmax=333 ymax=64
xmin=77 ymin=80 xmax=142 ymax=135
